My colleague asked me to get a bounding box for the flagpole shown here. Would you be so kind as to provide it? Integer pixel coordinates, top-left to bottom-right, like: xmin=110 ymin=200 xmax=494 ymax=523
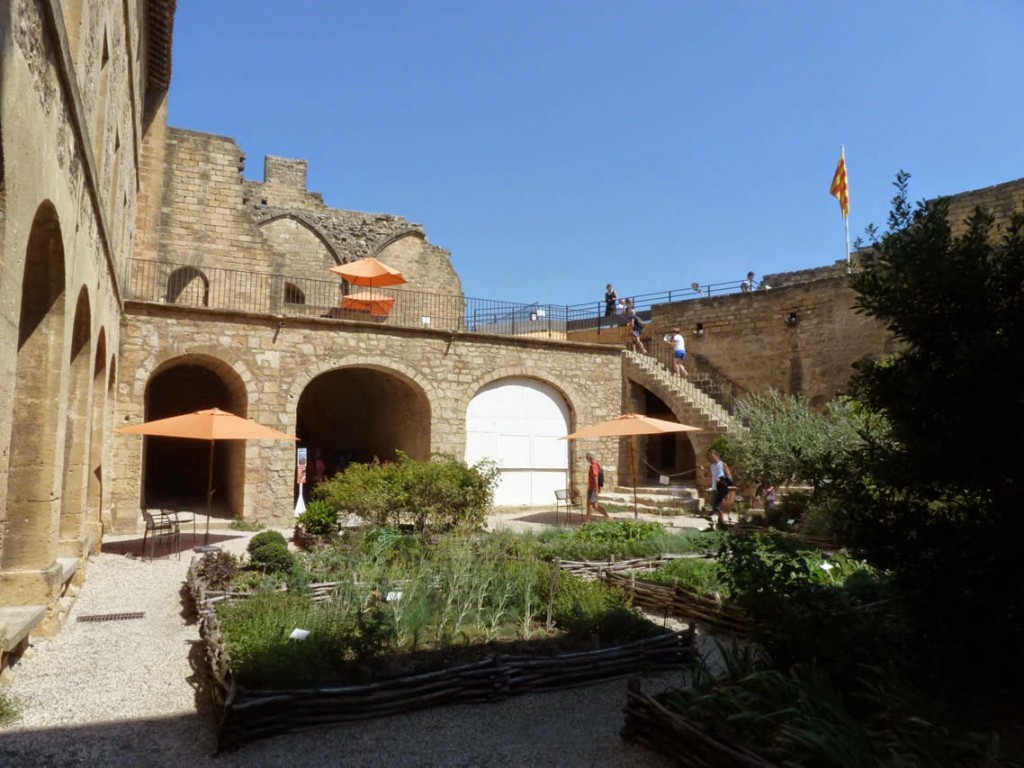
xmin=841 ymin=145 xmax=851 ymax=266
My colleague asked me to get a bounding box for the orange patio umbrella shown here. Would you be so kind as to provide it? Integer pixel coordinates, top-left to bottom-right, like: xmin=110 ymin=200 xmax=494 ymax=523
xmin=562 ymin=413 xmax=701 ymax=519
xmin=115 ymin=407 xmax=297 ymax=545
xmin=341 ymin=290 xmax=397 ymax=317
xmin=330 ymin=257 xmax=407 ymax=288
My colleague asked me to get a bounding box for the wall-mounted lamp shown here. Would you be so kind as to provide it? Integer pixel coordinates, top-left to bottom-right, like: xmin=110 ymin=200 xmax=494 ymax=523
xmin=785 ymin=312 xmax=799 ymax=327
xmin=694 ymin=322 xmax=705 ymax=337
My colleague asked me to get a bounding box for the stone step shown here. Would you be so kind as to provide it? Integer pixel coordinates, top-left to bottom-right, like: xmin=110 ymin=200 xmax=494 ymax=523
xmin=0 ymin=605 xmax=46 ymax=653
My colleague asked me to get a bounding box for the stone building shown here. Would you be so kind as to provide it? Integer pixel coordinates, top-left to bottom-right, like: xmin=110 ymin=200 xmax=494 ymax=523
xmin=1 ymin=0 xmax=1020 ymax=665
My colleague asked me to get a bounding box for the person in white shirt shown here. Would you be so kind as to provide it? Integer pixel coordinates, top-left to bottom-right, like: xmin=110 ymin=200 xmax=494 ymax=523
xmin=664 ymin=327 xmax=687 ymax=377
xmin=740 ymin=271 xmax=755 ymax=292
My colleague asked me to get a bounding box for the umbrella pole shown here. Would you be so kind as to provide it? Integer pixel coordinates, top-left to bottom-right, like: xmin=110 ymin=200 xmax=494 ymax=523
xmin=204 ymin=441 xmax=214 ymax=545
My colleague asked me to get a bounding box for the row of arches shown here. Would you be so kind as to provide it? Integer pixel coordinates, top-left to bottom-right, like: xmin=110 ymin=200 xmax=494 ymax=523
xmin=3 ymin=202 xmax=116 ymax=579
xmin=131 ymin=356 xmax=700 ymax=518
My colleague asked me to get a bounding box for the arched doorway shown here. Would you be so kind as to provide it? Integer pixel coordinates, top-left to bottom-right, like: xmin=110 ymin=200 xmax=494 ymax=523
xmin=142 ymin=357 xmax=247 ymax=519
xmin=3 ymin=202 xmax=66 ymax=573
xmin=295 ymin=367 xmax=430 ymax=497
xmin=465 ymin=378 xmax=570 ymax=506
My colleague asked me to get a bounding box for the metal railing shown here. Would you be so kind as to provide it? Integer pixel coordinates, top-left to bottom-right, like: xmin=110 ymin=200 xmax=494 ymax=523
xmin=123 ymin=259 xmax=754 ymax=341
xmin=124 ymin=259 xmax=579 ymax=339
xmin=565 ymin=279 xmax=753 ymax=332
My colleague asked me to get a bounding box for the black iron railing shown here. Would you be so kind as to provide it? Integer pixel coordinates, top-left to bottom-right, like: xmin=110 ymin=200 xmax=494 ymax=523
xmin=124 ymin=259 xmax=578 ymax=339
xmin=123 ymin=259 xmax=753 ymax=339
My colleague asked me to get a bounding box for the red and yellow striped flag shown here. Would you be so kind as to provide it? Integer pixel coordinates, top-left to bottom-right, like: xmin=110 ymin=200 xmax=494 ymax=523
xmin=830 ymin=150 xmax=849 ymax=218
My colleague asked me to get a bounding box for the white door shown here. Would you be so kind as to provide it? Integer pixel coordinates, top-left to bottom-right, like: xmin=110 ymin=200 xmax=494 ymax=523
xmin=465 ymin=379 xmax=570 ymax=506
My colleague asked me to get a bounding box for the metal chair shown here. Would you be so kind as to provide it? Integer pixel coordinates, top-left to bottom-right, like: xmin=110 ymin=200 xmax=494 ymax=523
xmin=163 ymin=507 xmax=197 ymax=545
xmin=141 ymin=509 xmax=180 ymax=560
xmin=554 ymin=489 xmax=582 ymax=524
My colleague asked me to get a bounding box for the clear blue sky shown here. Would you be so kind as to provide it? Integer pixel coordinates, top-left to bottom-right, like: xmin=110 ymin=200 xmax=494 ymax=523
xmin=168 ymin=1 xmax=1024 ymax=306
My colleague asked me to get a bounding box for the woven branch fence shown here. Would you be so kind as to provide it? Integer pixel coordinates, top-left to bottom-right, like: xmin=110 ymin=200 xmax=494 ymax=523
xmin=188 ymin=559 xmax=694 ymax=751
xmin=622 ymin=678 xmax=777 ymax=767
xmin=554 ymin=558 xmax=753 ymax=637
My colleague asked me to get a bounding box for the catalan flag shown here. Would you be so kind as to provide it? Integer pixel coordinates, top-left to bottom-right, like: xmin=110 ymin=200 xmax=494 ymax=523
xmin=830 ymin=149 xmax=850 ymax=218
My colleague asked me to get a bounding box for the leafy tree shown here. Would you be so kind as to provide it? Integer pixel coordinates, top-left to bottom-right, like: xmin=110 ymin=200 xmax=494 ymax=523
xmin=842 ymin=171 xmax=1024 ymax=688
xmin=729 ymin=390 xmax=873 ymax=487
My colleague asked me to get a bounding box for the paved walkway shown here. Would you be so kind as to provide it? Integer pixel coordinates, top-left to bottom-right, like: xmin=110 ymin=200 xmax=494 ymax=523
xmin=0 ymin=512 xmax=697 ymax=767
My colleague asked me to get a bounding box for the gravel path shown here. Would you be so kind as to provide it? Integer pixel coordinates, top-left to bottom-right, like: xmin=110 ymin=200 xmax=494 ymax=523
xmin=0 ymin=524 xmax=686 ymax=767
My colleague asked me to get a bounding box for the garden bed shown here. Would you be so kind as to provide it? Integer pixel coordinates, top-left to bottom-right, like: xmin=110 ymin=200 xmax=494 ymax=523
xmin=554 ymin=558 xmax=752 ymax=636
xmin=188 ymin=558 xmax=695 ymax=751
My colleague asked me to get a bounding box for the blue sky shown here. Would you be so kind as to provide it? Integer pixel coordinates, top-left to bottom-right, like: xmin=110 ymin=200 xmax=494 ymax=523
xmin=169 ymin=1 xmax=1024 ymax=306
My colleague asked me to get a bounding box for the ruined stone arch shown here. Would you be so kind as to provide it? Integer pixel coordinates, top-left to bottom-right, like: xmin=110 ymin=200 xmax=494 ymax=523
xmin=140 ymin=353 xmax=250 ymax=519
xmin=258 ymin=213 xmax=341 ymax=265
xmin=59 ymin=286 xmax=92 ymax=556
xmin=3 ymin=201 xmax=67 ymax=574
xmin=370 ymin=228 xmax=425 ymax=259
xmin=165 ymin=265 xmax=208 ymax=306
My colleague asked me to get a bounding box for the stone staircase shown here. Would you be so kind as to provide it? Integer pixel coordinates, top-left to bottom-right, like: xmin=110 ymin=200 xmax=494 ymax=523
xmin=622 ymin=350 xmax=737 ymax=434
xmin=600 ymin=482 xmax=703 ymax=516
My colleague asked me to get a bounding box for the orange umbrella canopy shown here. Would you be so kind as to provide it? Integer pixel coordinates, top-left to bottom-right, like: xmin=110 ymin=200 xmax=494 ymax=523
xmin=341 ymin=290 xmax=397 ymax=317
xmin=563 ymin=413 xmax=701 ymax=440
xmin=115 ymin=408 xmax=295 ymax=545
xmin=330 ymin=257 xmax=407 ymax=288
xmin=115 ymin=407 xmax=295 ymax=441
xmin=562 ymin=413 xmax=701 ymax=520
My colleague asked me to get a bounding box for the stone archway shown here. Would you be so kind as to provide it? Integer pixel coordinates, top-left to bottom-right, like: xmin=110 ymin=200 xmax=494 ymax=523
xmin=142 ymin=357 xmax=248 ymax=519
xmin=59 ymin=287 xmax=92 ymax=557
xmin=465 ymin=377 xmax=571 ymax=507
xmin=295 ymin=366 xmax=430 ymax=495
xmin=2 ymin=202 xmax=66 ymax=578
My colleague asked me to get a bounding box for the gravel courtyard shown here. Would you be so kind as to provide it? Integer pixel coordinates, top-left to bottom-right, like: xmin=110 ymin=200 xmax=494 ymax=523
xmin=0 ymin=514 xmax=697 ymax=767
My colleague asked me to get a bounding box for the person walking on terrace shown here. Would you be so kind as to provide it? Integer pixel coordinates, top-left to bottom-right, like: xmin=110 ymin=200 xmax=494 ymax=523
xmin=741 ymin=271 xmax=756 ymax=292
xmin=585 ymin=451 xmax=610 ymax=522
xmin=664 ymin=327 xmax=688 ymax=377
xmin=627 ymin=308 xmax=647 ymax=354
xmin=604 ymin=284 xmax=619 ymax=317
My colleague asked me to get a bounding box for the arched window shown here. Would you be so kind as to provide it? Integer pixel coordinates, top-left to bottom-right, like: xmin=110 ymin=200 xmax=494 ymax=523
xmin=284 ymin=282 xmax=306 ymax=305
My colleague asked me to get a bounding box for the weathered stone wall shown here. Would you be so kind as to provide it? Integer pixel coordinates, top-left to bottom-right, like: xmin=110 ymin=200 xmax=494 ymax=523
xmin=146 ymin=128 xmax=275 ymax=274
xmin=0 ymin=0 xmax=161 ymax=633
xmin=945 ymin=176 xmax=1024 ymax=237
xmin=110 ymin=307 xmax=623 ymax=530
xmin=650 ymin=277 xmax=892 ymax=407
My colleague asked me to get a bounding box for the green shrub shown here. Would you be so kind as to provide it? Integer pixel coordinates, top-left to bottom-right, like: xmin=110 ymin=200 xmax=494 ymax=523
xmin=249 ymin=541 xmax=295 ymax=574
xmin=248 ymin=529 xmax=288 ymax=554
xmin=315 ymin=451 xmax=499 ymax=532
xmin=640 ymin=557 xmax=728 ymax=598
xmin=216 ymin=591 xmax=352 ymax=687
xmin=537 ymin=521 xmax=718 ymax=562
xmin=546 ymin=571 xmax=656 ymax=644
xmin=298 ymin=499 xmax=338 ymax=537
xmin=196 ymin=550 xmax=239 ymax=590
